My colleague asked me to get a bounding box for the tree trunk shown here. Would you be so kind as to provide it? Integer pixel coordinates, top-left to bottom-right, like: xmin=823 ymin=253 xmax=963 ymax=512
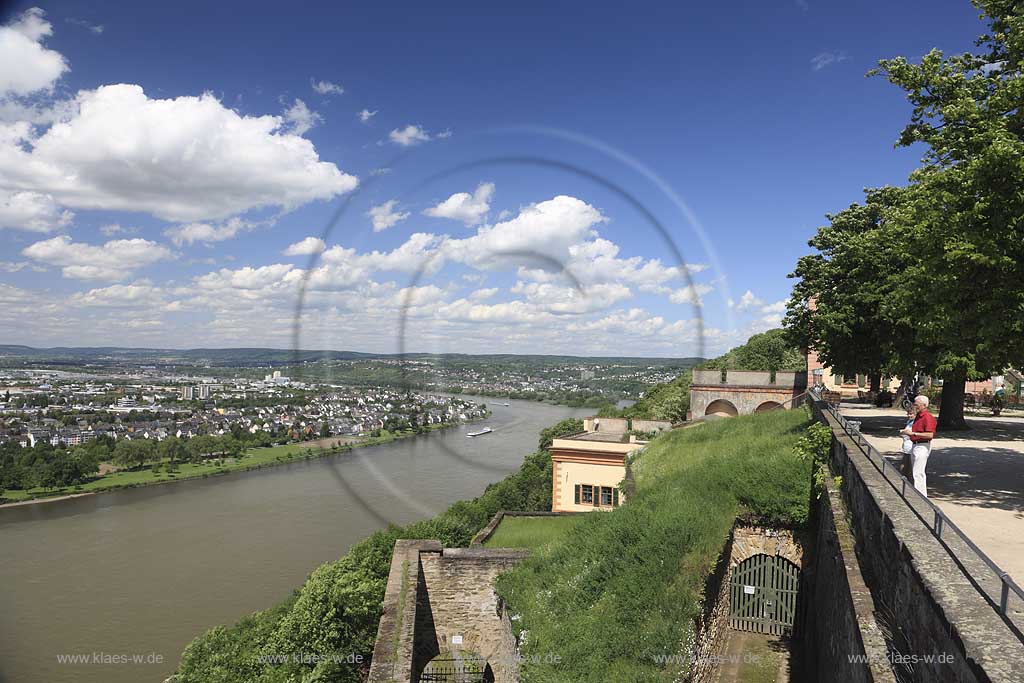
xmin=870 ymin=374 xmax=882 ymax=393
xmin=937 ymin=369 xmax=969 ymax=431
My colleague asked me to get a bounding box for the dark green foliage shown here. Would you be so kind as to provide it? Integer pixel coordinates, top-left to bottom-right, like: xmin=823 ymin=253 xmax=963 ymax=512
xmin=0 ymin=441 xmax=100 ymax=490
xmin=537 ymin=417 xmax=584 ymax=450
xmin=701 ymin=329 xmax=806 ymax=373
xmin=495 ymin=409 xmax=815 ymax=682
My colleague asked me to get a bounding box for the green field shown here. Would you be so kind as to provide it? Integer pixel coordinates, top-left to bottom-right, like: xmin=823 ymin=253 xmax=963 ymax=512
xmin=0 ymin=424 xmax=455 ymax=505
xmin=483 ymin=514 xmax=586 ymax=549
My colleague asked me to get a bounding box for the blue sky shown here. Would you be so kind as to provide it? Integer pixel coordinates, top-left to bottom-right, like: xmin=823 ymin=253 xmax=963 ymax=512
xmin=0 ymin=0 xmax=981 ymax=356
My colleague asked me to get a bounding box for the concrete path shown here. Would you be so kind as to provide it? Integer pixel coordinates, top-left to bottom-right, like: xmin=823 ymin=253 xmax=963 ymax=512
xmin=714 ymin=629 xmax=792 ymax=683
xmin=839 ymin=404 xmax=1024 ymax=584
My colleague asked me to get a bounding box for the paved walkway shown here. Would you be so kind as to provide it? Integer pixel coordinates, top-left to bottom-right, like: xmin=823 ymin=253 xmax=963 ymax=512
xmin=714 ymin=629 xmax=792 ymax=683
xmin=839 ymin=404 xmax=1024 ymax=584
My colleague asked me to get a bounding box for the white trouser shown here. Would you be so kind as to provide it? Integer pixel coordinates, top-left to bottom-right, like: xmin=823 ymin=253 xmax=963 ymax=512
xmin=911 ymin=442 xmax=931 ymax=497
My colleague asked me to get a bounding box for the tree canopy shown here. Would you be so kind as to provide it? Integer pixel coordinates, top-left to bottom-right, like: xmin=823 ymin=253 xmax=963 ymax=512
xmin=786 ymin=0 xmax=1024 ymax=429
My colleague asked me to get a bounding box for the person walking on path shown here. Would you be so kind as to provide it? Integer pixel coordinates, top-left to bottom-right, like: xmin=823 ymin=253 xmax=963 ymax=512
xmin=901 ymin=395 xmax=937 ymax=496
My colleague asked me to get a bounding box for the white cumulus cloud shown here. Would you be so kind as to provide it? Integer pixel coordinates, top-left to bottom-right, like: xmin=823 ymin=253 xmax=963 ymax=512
xmin=22 ymin=235 xmax=174 ymax=280
xmin=0 ymin=8 xmax=68 ymax=98
xmin=283 ymin=236 xmax=326 ymax=255
xmin=368 ymin=199 xmax=410 ymax=232
xmin=0 ymin=84 xmax=357 ymax=222
xmin=71 ymin=282 xmax=166 ymax=307
xmin=732 ymin=290 xmax=764 ymax=311
xmin=423 ymin=182 xmax=494 ymax=226
xmin=0 ymin=189 xmax=72 ymax=232
xmin=389 ymin=124 xmax=431 ymax=146
xmin=358 ymin=108 xmax=377 ymax=123
xmin=164 ymin=217 xmax=254 ymax=246
xmin=282 ymin=98 xmax=322 ymax=135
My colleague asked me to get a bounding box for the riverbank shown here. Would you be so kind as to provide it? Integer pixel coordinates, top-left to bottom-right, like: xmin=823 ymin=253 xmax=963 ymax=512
xmin=0 ymin=398 xmax=583 ymax=683
xmin=0 ymin=421 xmax=466 ymax=508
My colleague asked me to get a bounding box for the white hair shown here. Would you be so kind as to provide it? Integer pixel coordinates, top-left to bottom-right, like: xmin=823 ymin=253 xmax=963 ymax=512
xmin=915 ymin=395 xmax=929 ymax=407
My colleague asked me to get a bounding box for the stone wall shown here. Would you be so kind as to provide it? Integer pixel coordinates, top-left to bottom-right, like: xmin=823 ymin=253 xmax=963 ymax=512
xmin=730 ymin=523 xmax=804 ymax=568
xmin=368 ymin=541 xmax=528 ymax=683
xmin=689 ymin=386 xmax=800 ymax=418
xmin=369 ymin=539 xmax=441 ymax=683
xmin=801 ymin=472 xmax=895 ymax=683
xmin=692 ymin=369 xmax=724 ymax=385
xmin=728 ymin=370 xmax=773 ymax=386
xmin=582 ymin=416 xmax=629 ymax=433
xmin=417 ymin=548 xmax=527 ymax=683
xmin=688 ymin=533 xmax=733 ymax=683
xmin=812 ymin=399 xmax=1024 ymax=682
xmin=631 ymin=418 xmax=673 ymax=433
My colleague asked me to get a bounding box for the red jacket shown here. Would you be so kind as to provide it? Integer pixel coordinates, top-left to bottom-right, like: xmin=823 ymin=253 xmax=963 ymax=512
xmin=910 ymin=410 xmax=937 ymax=442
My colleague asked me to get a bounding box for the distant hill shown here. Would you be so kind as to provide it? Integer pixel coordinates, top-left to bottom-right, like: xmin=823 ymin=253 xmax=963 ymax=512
xmin=0 ymin=345 xmax=376 ymax=365
xmin=0 ymin=344 xmax=703 ymax=367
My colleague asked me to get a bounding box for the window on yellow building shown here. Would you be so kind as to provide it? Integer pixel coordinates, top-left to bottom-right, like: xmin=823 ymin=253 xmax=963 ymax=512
xmin=581 ymin=484 xmax=594 ymax=504
xmin=574 ymin=483 xmax=620 ymax=507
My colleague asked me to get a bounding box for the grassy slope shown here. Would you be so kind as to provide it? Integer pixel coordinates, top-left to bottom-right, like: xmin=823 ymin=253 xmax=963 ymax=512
xmin=482 ymin=515 xmax=586 ymax=549
xmin=495 ymin=408 xmax=813 ymax=682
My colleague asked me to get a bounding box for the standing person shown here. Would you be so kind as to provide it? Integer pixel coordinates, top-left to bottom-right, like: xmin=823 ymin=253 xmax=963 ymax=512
xmin=900 ymin=405 xmax=915 ymax=478
xmin=901 ymin=395 xmax=937 ymax=496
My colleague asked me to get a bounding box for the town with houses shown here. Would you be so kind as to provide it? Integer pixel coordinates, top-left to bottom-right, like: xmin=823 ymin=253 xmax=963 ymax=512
xmin=0 ymin=366 xmax=487 ymax=451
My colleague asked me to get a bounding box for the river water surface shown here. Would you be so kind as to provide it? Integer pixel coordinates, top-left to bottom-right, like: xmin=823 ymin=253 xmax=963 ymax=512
xmin=0 ymin=398 xmax=587 ymax=683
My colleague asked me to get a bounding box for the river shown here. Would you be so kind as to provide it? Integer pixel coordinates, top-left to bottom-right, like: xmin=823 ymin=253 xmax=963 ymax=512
xmin=0 ymin=398 xmax=588 ymax=683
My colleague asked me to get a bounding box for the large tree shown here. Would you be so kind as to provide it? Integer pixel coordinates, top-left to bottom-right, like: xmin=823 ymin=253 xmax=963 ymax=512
xmin=785 ymin=187 xmax=918 ymax=391
xmin=870 ymin=0 xmax=1024 ymax=428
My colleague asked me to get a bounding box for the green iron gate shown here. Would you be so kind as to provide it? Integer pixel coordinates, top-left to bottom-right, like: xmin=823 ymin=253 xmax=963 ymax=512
xmin=419 ymin=651 xmax=491 ymax=683
xmin=728 ymin=554 xmax=800 ymax=635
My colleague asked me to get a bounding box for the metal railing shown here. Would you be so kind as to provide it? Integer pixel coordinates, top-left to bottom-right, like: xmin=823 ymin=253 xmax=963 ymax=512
xmin=808 ymin=388 xmax=1024 ymax=633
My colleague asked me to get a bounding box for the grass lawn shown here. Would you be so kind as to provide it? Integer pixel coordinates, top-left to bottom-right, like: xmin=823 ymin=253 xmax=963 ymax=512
xmin=483 ymin=514 xmax=587 ymax=549
xmin=1 ymin=424 xmax=460 ymax=504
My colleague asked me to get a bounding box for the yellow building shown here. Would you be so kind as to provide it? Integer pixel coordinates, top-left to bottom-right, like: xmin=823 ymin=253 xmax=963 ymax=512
xmin=550 ymin=431 xmax=641 ymax=512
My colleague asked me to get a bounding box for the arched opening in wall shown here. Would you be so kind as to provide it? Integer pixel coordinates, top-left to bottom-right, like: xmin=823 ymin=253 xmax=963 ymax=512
xmin=419 ymin=650 xmax=493 ymax=682
xmin=704 ymin=399 xmax=738 ymax=418
xmin=755 ymin=401 xmax=783 ymax=413
xmin=729 ymin=554 xmax=800 ymax=636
